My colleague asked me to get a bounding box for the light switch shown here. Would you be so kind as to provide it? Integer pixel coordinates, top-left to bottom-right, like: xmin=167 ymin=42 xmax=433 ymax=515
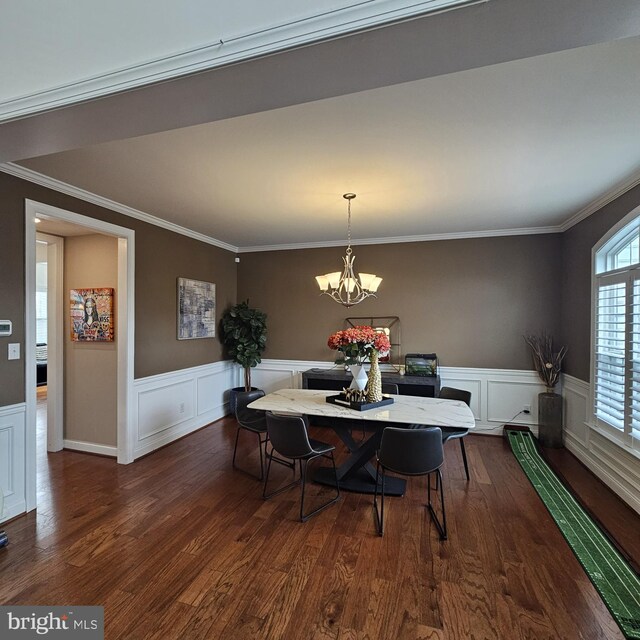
xmin=8 ymin=343 xmax=20 ymax=360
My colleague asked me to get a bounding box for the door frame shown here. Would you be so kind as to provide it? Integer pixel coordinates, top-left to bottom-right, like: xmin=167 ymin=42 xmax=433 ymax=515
xmin=25 ymin=201 xmax=136 ymax=510
xmin=35 ymin=231 xmax=64 ymax=452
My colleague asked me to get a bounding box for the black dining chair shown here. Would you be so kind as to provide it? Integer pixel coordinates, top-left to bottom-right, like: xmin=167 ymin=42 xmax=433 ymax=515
xmin=374 ymin=426 xmax=446 ymax=539
xmin=382 ymin=382 xmax=399 ymax=395
xmin=232 ymin=389 xmax=269 ymax=480
xmin=263 ymin=411 xmax=340 ymax=522
xmin=438 ymin=387 xmax=472 ymax=482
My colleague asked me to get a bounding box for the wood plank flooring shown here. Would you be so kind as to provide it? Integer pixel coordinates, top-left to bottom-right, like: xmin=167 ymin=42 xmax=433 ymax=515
xmin=1 ymin=402 xmax=634 ymax=639
xmin=543 ymin=445 xmax=640 ymax=572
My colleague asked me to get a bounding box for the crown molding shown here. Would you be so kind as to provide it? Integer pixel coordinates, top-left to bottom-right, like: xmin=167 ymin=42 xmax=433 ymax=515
xmin=0 ymin=0 xmax=486 ymax=123
xmin=9 ymin=160 xmax=640 ymax=256
xmin=559 ymin=171 xmax=640 ymax=233
xmin=0 ymin=162 xmax=239 ymax=253
xmin=237 ymin=225 xmax=562 ymax=252
xmin=1 ymin=161 xmax=562 ymax=253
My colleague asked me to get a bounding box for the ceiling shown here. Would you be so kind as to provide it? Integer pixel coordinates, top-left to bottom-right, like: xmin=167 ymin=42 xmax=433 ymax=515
xmin=16 ymin=35 xmax=640 ymax=250
xmin=36 ymin=218 xmax=96 ymax=238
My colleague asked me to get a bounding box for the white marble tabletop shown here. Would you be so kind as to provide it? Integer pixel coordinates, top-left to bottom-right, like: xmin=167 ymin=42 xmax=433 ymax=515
xmin=248 ymin=388 xmax=475 ymax=429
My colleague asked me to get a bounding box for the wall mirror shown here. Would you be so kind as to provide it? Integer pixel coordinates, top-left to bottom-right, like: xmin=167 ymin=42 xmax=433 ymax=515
xmin=345 ymin=316 xmax=401 ymax=371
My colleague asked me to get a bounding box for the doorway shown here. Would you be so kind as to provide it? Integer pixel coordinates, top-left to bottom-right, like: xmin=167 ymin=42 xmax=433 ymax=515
xmin=35 ymin=232 xmax=64 ymax=454
xmin=24 ymin=201 xmax=136 ymax=513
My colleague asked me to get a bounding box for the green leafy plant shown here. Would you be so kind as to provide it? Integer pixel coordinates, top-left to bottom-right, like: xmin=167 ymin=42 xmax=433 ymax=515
xmin=221 ymin=301 xmax=267 ymax=391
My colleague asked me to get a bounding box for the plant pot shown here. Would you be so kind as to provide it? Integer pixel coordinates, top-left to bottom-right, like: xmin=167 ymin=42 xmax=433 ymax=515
xmin=538 ymin=392 xmax=563 ymax=448
xmin=228 ymin=386 xmax=259 ymax=416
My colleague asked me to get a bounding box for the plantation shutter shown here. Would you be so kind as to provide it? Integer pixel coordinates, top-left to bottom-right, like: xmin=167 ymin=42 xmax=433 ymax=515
xmin=594 ymin=278 xmax=626 ymax=431
xmin=631 ymin=278 xmax=640 ymax=442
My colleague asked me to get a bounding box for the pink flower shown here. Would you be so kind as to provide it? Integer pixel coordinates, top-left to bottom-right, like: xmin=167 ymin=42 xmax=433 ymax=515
xmin=327 ymin=325 xmax=390 ymax=359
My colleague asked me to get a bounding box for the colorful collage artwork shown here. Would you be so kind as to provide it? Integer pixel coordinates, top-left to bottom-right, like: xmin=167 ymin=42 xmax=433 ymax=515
xmin=70 ymin=288 xmax=115 ymax=342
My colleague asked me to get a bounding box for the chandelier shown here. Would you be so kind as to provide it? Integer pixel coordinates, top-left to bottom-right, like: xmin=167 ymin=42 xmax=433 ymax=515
xmin=315 ymin=193 xmax=382 ymax=307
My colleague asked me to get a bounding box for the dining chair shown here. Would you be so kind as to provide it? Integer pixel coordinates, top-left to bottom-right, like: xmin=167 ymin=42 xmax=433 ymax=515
xmin=438 ymin=387 xmax=472 ymax=481
xmin=374 ymin=426 xmax=446 ymax=539
xmin=263 ymin=411 xmax=340 ymax=522
xmin=382 ymin=382 xmax=399 ymax=394
xmin=232 ymin=389 xmax=269 ymax=480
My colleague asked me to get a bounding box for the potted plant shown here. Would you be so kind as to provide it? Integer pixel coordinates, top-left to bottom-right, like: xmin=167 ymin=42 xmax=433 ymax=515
xmin=524 ymin=333 xmax=567 ymax=448
xmin=221 ymin=301 xmax=267 ymax=413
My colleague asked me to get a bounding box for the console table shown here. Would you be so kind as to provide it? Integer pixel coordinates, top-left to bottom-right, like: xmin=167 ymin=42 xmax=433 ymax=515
xmin=302 ymin=367 xmax=441 ymax=397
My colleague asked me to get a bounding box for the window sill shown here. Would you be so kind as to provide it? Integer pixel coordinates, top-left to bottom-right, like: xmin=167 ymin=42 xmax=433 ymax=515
xmin=585 ymin=421 xmax=640 ymax=462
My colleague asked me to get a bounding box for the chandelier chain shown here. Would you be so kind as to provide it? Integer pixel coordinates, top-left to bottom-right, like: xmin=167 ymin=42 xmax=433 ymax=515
xmin=347 ymin=197 xmax=352 ymax=249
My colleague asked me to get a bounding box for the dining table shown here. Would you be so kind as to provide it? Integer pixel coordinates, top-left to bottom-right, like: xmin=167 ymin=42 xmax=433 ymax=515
xmin=248 ymin=388 xmax=476 ymax=496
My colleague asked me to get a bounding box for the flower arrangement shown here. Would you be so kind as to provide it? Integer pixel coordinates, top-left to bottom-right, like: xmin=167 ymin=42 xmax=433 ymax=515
xmin=524 ymin=333 xmax=567 ymax=392
xmin=327 ymin=325 xmax=391 ymax=365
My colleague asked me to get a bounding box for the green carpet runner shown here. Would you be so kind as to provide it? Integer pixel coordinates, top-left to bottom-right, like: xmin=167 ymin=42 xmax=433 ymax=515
xmin=507 ymin=429 xmax=640 ymax=639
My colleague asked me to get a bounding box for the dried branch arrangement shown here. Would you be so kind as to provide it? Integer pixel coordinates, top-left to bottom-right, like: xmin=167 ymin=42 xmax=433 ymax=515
xmin=524 ymin=333 xmax=567 ymax=391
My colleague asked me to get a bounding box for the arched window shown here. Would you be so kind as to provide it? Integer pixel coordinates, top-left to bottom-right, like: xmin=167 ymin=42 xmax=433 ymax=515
xmin=593 ymin=211 xmax=640 ymax=450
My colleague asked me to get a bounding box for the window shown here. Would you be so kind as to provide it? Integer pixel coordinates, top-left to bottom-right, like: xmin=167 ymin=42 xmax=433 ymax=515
xmin=593 ymin=214 xmax=640 ymax=448
xmin=35 ymin=262 xmax=47 ymax=344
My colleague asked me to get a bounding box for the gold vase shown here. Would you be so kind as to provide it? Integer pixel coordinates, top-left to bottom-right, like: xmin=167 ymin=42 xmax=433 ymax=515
xmin=367 ymin=351 xmax=383 ymax=403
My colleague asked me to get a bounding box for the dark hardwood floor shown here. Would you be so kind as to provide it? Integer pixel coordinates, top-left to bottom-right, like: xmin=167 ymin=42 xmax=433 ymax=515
xmin=543 ymin=445 xmax=640 ymax=572
xmin=1 ymin=400 xmax=634 ymax=639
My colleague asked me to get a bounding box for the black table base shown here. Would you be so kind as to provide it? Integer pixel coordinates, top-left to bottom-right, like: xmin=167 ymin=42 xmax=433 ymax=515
xmin=312 ymin=420 xmax=406 ymax=496
xmin=314 ymin=466 xmax=405 ymax=496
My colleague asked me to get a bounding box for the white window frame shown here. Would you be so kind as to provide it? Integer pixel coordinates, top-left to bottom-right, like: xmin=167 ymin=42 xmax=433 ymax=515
xmin=591 ymin=204 xmax=640 ymax=456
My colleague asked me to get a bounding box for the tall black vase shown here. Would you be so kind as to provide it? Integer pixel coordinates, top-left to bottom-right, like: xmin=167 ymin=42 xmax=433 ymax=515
xmin=538 ymin=392 xmax=563 ymax=448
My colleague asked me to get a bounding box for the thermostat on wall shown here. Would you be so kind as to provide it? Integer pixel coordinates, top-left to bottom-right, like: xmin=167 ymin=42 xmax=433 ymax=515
xmin=0 ymin=321 xmax=12 ymax=336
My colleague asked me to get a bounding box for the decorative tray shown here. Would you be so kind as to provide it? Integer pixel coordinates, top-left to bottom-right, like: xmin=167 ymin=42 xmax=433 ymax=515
xmin=326 ymin=393 xmax=394 ymax=412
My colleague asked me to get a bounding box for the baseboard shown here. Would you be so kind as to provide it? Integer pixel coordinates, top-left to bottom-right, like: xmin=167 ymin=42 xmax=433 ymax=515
xmin=63 ymin=439 xmax=117 ymax=457
xmin=0 ymin=499 xmax=26 ymax=524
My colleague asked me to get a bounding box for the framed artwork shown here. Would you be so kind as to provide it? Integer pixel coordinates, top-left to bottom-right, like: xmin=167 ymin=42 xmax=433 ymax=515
xmin=70 ymin=288 xmax=115 ymax=341
xmin=177 ymin=278 xmax=216 ymax=340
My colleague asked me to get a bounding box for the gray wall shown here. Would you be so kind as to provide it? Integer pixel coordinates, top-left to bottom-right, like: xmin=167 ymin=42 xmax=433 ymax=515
xmin=63 ymin=234 xmax=118 ymax=446
xmin=238 ymin=234 xmax=563 ymax=369
xmin=561 ymin=184 xmax=640 ymax=381
xmin=5 ymin=169 xmax=639 ymax=407
xmin=0 ymin=171 xmax=237 ymax=407
xmin=0 ymin=195 xmax=25 ymax=407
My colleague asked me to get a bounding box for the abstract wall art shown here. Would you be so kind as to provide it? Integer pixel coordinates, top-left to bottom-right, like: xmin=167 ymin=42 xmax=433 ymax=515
xmin=177 ymin=278 xmax=216 ymax=340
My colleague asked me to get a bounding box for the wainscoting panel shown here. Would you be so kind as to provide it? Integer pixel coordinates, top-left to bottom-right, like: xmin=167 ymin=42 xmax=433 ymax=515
xmin=197 ymin=369 xmax=233 ymax=416
xmin=0 ymin=403 xmax=26 ymax=523
xmin=133 ymin=361 xmax=235 ymax=459
xmin=250 ymin=367 xmax=298 ymax=395
xmin=562 ymin=374 xmax=589 ymax=447
xmin=563 ymin=374 xmax=640 ymax=515
xmin=486 ymin=379 xmax=545 ymax=428
xmin=138 ymin=379 xmax=196 ymax=441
